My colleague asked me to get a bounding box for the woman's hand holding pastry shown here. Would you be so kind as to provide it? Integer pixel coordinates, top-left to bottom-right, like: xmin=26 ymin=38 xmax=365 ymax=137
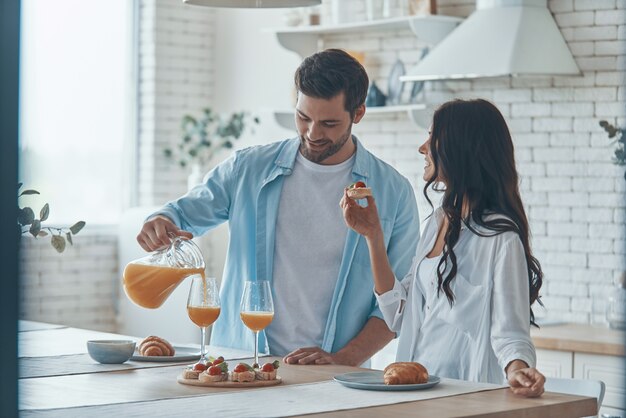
xmin=340 ymin=189 xmax=383 ymax=241
xmin=507 ymin=362 xmax=545 ymax=398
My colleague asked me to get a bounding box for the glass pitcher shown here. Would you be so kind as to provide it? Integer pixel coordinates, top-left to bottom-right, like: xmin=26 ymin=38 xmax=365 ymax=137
xmin=123 ymin=236 xmax=206 ymax=309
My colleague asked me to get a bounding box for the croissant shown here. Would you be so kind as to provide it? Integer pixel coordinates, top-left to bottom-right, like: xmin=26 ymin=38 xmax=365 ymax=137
xmin=383 ymin=362 xmax=429 ymax=385
xmin=139 ymin=336 xmax=175 ymax=356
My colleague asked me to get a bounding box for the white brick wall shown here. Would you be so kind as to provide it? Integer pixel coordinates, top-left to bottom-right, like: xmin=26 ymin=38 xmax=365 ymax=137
xmin=20 ymin=0 xmax=625 ymax=332
xmin=138 ymin=0 xmax=215 ymax=206
xmin=320 ymin=0 xmax=626 ymax=325
xmin=19 ymin=231 xmax=118 ymax=332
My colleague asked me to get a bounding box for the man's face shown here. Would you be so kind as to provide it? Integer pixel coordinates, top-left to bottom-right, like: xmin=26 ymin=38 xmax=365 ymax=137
xmin=295 ymin=92 xmax=365 ymax=165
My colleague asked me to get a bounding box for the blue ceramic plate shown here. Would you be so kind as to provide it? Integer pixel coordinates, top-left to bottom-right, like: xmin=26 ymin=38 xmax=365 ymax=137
xmin=387 ymin=59 xmax=406 ymax=105
xmin=131 ymin=346 xmax=200 ymax=362
xmin=334 ymin=371 xmax=440 ymax=391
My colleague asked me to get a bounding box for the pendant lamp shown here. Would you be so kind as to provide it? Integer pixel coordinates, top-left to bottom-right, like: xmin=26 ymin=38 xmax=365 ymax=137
xmin=183 ymin=0 xmax=320 ymax=8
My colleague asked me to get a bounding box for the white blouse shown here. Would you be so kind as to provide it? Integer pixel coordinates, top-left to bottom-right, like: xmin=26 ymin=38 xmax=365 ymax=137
xmin=376 ymin=208 xmax=537 ymax=384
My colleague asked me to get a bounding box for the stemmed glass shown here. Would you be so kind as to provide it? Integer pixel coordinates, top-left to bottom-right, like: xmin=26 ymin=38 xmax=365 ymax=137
xmin=240 ymin=280 xmax=274 ymax=367
xmin=187 ymin=275 xmax=220 ymax=365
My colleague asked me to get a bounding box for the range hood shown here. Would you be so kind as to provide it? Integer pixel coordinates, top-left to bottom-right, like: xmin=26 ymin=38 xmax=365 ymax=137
xmin=401 ymin=0 xmax=581 ymax=81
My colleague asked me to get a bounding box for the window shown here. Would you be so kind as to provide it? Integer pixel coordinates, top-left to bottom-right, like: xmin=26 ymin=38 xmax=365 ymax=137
xmin=19 ymin=0 xmax=136 ymax=225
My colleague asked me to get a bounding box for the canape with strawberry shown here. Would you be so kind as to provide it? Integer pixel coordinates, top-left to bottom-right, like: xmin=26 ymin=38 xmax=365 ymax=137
xmin=346 ymin=181 xmax=371 ymax=199
xmin=255 ymin=360 xmax=280 ymax=380
xmin=182 ymin=360 xmax=211 ymax=380
xmin=198 ymin=360 xmax=229 ymax=383
xmin=231 ymin=362 xmax=256 ymax=383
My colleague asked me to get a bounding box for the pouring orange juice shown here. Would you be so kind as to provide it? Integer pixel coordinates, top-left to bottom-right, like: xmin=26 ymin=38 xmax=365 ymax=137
xmin=123 ymin=236 xmax=206 ymax=309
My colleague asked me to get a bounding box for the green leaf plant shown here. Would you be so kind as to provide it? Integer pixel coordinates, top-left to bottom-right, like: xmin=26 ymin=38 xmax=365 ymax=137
xmin=17 ymin=183 xmax=86 ymax=253
xmin=164 ymin=108 xmax=260 ymax=169
xmin=599 ymin=120 xmax=626 ymax=180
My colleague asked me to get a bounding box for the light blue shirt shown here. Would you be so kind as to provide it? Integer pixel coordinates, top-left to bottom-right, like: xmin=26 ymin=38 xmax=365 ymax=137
xmin=153 ymin=137 xmax=420 ymax=357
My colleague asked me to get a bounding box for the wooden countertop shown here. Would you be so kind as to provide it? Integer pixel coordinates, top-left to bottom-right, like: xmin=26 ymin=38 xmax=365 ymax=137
xmin=531 ymin=323 xmax=625 ymax=356
xmin=19 ymin=321 xmax=597 ymax=417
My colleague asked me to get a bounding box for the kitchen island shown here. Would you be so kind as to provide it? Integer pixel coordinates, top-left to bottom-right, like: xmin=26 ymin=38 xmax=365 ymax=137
xmin=18 ymin=321 xmax=597 ymax=417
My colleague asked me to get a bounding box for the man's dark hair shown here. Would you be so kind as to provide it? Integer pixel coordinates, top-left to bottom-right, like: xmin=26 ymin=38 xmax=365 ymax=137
xmin=294 ymin=48 xmax=369 ymax=118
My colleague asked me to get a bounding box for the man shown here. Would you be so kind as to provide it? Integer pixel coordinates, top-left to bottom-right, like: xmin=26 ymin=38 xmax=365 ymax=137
xmin=137 ymin=49 xmax=420 ymax=366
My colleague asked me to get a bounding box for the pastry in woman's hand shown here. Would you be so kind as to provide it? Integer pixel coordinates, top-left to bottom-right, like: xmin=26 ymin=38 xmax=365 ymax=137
xmin=139 ymin=335 xmax=175 ymax=356
xmin=383 ymin=362 xmax=429 ymax=385
xmin=346 ymin=181 xmax=372 ymax=199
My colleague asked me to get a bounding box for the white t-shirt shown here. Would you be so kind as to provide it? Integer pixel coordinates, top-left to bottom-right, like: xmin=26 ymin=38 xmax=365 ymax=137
xmin=265 ymin=151 xmax=355 ymax=356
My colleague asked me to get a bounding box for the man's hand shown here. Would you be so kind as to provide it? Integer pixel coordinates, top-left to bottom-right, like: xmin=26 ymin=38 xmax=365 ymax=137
xmin=282 ymin=318 xmax=394 ymax=367
xmin=136 ymin=215 xmax=193 ymax=252
xmin=506 ymin=360 xmax=545 ymax=398
xmin=283 ymin=347 xmax=342 ymax=365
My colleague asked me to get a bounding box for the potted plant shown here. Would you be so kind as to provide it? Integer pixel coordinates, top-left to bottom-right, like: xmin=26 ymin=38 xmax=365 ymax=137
xmin=17 ymin=183 xmax=86 ymax=253
xmin=164 ymin=108 xmax=259 ymax=188
xmin=599 ymin=120 xmax=625 ymax=180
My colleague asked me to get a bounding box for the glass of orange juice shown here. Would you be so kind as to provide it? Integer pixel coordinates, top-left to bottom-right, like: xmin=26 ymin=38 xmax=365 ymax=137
xmin=240 ymin=280 xmax=274 ymax=367
xmin=187 ymin=275 xmax=220 ymax=365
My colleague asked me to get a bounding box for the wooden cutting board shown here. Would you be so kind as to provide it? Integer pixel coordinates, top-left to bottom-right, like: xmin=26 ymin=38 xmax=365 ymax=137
xmin=177 ymin=375 xmax=282 ymax=388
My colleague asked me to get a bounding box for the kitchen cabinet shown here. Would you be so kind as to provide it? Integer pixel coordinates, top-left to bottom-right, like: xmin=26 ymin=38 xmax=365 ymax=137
xmin=536 ymin=348 xmax=573 ymax=378
xmin=265 ymin=15 xmax=462 ymax=130
xmin=574 ymin=353 xmax=626 ymax=417
xmin=533 ymin=324 xmax=626 ymax=417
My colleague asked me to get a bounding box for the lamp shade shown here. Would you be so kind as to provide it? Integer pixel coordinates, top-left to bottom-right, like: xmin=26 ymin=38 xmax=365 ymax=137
xmin=183 ymin=0 xmax=320 ymax=7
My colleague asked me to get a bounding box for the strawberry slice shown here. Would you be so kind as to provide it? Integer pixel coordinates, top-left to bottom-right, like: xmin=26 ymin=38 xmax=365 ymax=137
xmin=261 ymin=360 xmax=280 ymax=372
xmin=233 ymin=362 xmax=254 ymax=373
xmin=193 ymin=362 xmax=209 ymax=372
xmin=207 ymin=361 xmax=228 ymax=375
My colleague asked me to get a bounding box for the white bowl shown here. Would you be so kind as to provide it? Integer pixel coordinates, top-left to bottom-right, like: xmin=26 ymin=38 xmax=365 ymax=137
xmin=87 ymin=340 xmax=136 ymax=364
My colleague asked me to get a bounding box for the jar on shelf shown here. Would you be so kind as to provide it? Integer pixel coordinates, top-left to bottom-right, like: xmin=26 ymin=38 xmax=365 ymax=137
xmin=606 ymin=272 xmax=626 ymax=330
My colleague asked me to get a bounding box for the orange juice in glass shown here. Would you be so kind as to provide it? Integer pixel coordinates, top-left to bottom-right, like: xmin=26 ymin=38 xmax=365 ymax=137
xmin=240 ymin=311 xmax=274 ymax=332
xmin=240 ymin=280 xmax=274 ymax=367
xmin=187 ymin=275 xmax=220 ymax=365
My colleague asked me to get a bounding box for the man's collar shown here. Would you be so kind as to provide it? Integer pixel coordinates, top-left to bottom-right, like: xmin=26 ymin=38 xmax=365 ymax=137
xmin=274 ymin=136 xmax=370 ymax=180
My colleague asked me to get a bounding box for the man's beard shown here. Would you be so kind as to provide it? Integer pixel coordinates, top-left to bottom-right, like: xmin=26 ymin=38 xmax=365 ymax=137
xmin=299 ymin=128 xmax=352 ymax=164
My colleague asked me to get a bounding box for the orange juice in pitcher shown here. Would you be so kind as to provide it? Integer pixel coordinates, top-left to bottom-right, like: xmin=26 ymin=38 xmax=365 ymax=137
xmin=123 ymin=236 xmax=205 ymax=309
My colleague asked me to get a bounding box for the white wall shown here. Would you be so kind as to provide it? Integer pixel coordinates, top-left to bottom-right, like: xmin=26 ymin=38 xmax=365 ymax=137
xmin=317 ymin=0 xmax=626 ymax=324
xmin=20 ymin=229 xmax=118 ymax=332
xmin=20 ymin=0 xmax=626 ymax=335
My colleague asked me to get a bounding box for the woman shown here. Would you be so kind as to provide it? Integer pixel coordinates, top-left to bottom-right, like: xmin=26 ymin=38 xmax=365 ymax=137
xmin=342 ymin=99 xmax=545 ymax=397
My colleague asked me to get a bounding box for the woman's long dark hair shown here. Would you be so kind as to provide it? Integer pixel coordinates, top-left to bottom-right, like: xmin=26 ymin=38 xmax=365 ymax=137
xmin=424 ymin=99 xmax=543 ymax=326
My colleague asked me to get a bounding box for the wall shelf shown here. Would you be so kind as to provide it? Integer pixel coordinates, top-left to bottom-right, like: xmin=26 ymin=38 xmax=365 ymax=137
xmin=265 ymin=15 xmax=462 ymax=58
xmin=266 ymin=14 xmax=462 ymax=130
xmin=272 ymin=103 xmax=433 ymax=131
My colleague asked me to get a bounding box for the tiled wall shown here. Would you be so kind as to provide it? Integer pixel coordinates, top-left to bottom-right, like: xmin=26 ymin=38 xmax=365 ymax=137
xmin=19 ymin=0 xmax=625 ymax=331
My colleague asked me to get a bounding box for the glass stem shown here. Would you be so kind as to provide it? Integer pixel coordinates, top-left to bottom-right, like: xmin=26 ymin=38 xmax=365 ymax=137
xmin=200 ymin=326 xmax=207 ymax=363
xmin=254 ymin=330 xmax=259 ymax=366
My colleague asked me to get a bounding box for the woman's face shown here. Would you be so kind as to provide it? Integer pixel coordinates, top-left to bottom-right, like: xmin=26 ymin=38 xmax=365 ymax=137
xmin=418 ymin=129 xmax=436 ymax=182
